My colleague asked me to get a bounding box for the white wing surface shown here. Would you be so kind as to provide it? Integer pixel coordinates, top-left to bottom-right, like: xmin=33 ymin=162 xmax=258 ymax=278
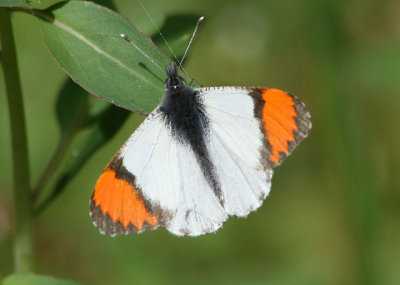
xmin=198 ymin=87 xmax=273 ymax=217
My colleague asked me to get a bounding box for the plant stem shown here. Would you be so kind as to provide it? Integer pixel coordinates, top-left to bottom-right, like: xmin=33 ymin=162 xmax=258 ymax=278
xmin=0 ymin=8 xmax=33 ymax=272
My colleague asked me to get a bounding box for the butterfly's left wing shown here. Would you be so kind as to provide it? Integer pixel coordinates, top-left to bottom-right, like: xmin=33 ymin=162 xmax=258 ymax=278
xmin=90 ymin=110 xmax=228 ymax=236
xmin=90 ymin=111 xmax=173 ymax=236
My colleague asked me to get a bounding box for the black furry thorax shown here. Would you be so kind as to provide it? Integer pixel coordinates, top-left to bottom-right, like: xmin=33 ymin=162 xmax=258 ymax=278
xmin=159 ymin=64 xmax=204 ymax=140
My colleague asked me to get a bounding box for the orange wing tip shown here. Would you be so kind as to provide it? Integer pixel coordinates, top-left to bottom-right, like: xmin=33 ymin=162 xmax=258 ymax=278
xmin=259 ymin=88 xmax=312 ymax=167
xmin=90 ymin=168 xmax=159 ymax=236
xmin=90 ymin=200 xmax=159 ymax=236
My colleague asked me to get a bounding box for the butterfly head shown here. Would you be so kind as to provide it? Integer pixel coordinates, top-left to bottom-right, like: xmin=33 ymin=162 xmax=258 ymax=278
xmin=165 ymin=64 xmax=186 ymax=91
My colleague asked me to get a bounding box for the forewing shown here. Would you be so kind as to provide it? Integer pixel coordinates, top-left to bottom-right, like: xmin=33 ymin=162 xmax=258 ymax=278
xmin=91 ymin=109 xmax=227 ymax=236
xmin=256 ymin=88 xmax=312 ymax=166
xmin=199 ymin=87 xmax=311 ymax=216
xmin=90 ymin=111 xmax=176 ymax=235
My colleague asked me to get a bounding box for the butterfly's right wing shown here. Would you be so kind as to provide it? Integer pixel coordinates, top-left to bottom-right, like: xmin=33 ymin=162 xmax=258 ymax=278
xmin=90 ymin=109 xmax=227 ymax=236
xmin=198 ymin=87 xmax=311 ymax=217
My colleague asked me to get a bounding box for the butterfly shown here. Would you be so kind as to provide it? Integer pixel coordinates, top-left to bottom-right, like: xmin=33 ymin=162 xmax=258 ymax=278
xmin=90 ymin=24 xmax=312 ymax=237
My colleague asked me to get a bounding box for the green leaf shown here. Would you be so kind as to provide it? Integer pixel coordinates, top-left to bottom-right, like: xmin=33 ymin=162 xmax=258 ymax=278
xmin=38 ymin=1 xmax=190 ymax=114
xmin=0 ymin=0 xmax=30 ymax=7
xmin=82 ymin=99 xmax=111 ymax=127
xmin=53 ymin=0 xmax=117 ymax=134
xmin=53 ymin=0 xmax=116 ymax=134
xmin=153 ymin=14 xmax=202 ymax=62
xmin=91 ymin=0 xmax=116 ymax=11
xmin=56 ymin=79 xmax=112 ymax=134
xmin=2 ymin=273 xmax=83 ymax=285
xmin=56 ymin=79 xmax=90 ymax=133
xmin=54 ymin=12 xmax=200 ymax=135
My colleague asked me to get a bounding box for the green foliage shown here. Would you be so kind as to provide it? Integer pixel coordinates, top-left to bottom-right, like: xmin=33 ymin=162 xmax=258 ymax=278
xmin=0 ymin=0 xmax=30 ymax=8
xmin=2 ymin=273 xmax=83 ymax=285
xmin=55 ymin=79 xmax=90 ymax=134
xmin=39 ymin=1 xmax=191 ymax=114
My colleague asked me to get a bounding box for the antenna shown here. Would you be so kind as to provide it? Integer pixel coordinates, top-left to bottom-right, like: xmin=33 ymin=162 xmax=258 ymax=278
xmin=179 ymin=16 xmax=204 ymax=70
xmin=120 ymin=34 xmax=163 ymax=72
xmin=137 ymin=0 xmax=180 ymax=64
xmin=136 ymin=0 xmax=202 ymax=79
xmin=127 ymin=0 xmax=204 ymax=82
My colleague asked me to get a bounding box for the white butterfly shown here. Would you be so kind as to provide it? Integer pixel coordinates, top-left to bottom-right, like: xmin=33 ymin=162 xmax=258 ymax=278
xmin=90 ymin=63 xmax=311 ymax=236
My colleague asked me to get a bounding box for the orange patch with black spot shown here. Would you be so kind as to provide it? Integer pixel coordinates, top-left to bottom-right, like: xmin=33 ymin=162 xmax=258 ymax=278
xmin=92 ymin=168 xmax=158 ymax=231
xmin=260 ymin=88 xmax=298 ymax=164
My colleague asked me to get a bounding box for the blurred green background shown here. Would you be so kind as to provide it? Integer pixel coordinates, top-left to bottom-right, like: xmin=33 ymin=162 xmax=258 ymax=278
xmin=1 ymin=0 xmax=399 ymax=284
